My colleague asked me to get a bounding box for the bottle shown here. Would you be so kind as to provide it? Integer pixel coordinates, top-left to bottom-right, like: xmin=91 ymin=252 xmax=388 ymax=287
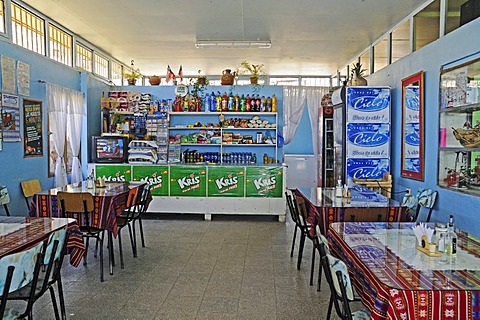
xmin=215 ymin=92 xmax=222 ymax=112
xmin=234 ymin=94 xmax=240 ymax=112
xmin=335 ymin=178 xmax=343 ymax=198
xmin=445 ymin=215 xmax=458 ymax=256
xmin=240 ymin=94 xmax=246 ymax=112
xmin=221 ymin=92 xmax=228 ymax=111
xmin=272 ymin=94 xmax=277 ymax=112
xmin=209 ymin=92 xmax=216 ymax=112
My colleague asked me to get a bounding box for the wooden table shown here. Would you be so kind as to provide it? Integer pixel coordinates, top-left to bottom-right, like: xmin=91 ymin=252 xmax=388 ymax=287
xmin=328 ymin=222 xmax=480 ymax=320
xmin=295 ymin=186 xmax=407 ymax=236
xmin=0 ymin=216 xmax=85 ymax=267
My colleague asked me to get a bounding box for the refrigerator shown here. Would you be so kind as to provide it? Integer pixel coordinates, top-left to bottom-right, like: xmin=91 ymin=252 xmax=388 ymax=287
xmin=331 ymin=86 xmax=391 ymax=185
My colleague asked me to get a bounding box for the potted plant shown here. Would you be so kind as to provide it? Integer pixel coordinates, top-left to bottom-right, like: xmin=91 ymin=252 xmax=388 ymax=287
xmin=239 ymin=60 xmax=265 ymax=84
xmin=350 ymin=62 xmax=367 ymax=86
xmin=190 ymin=70 xmax=209 ymax=97
xmin=124 ymin=68 xmax=142 ymax=85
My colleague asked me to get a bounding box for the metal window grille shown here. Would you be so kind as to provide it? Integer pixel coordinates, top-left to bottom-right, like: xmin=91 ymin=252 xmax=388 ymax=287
xmin=94 ymin=54 xmax=109 ymax=78
xmin=11 ymin=2 xmax=45 ymax=55
xmin=49 ymin=24 xmax=72 ymax=66
xmin=76 ymin=44 xmax=92 ymax=72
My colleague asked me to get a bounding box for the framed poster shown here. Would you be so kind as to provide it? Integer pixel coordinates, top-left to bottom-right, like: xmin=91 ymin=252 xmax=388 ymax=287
xmin=23 ymin=99 xmax=43 ymax=157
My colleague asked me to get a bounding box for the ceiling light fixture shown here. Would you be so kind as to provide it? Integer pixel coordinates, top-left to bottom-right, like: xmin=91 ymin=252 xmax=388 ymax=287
xmin=195 ymin=40 xmax=271 ymax=49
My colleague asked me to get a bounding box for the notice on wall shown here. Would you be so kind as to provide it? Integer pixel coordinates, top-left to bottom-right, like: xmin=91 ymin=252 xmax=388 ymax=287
xmin=17 ymin=61 xmax=30 ymax=97
xmin=1 ymin=107 xmax=21 ymax=142
xmin=1 ymin=56 xmax=16 ymax=94
xmin=23 ymin=99 xmax=43 ymax=158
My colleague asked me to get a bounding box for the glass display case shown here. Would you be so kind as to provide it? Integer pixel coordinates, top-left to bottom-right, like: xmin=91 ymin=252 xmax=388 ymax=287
xmin=438 ymin=57 xmax=480 ymax=195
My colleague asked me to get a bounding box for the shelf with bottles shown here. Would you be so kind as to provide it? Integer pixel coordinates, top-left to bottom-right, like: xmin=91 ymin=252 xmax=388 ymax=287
xmin=438 ymin=57 xmax=480 ymax=195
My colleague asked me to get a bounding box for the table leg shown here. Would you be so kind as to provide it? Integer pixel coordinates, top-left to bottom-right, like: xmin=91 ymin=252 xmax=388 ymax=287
xmin=108 ymin=231 xmax=114 ymax=275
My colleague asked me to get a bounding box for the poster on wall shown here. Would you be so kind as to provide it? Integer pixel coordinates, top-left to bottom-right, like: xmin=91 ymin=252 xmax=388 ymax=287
xmin=23 ymin=99 xmax=42 ymax=158
xmin=1 ymin=107 xmax=21 ymax=142
xmin=1 ymin=56 xmax=16 ymax=94
xmin=17 ymin=61 xmax=30 ymax=97
xmin=2 ymin=94 xmax=19 ymax=108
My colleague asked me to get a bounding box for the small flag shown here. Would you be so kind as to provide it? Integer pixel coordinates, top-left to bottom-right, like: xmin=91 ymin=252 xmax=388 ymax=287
xmin=166 ymin=65 xmax=176 ymax=83
xmin=178 ymin=65 xmax=183 ymax=82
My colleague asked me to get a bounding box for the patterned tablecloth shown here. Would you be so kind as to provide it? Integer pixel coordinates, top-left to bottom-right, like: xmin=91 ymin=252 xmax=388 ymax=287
xmin=0 ymin=216 xmax=85 ymax=267
xmin=328 ymin=222 xmax=480 ymax=320
xmin=30 ymin=182 xmax=137 ymax=238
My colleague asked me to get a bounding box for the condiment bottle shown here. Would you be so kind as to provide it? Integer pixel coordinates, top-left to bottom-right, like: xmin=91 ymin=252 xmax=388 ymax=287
xmin=445 ymin=215 xmax=458 ymax=256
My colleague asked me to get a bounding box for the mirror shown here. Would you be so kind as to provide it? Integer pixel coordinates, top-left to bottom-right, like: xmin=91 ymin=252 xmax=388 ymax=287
xmin=401 ymin=71 xmax=424 ymax=180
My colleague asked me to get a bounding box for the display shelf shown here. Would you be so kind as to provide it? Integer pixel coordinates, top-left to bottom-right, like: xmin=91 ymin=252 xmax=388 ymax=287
xmin=438 ymin=57 xmax=480 ymax=195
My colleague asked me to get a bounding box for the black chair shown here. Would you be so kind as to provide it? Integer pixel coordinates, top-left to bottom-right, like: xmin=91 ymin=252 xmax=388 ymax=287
xmin=57 ymin=192 xmax=107 ymax=282
xmin=285 ymin=190 xmax=301 ymax=258
xmin=131 ymin=184 xmax=150 ymax=250
xmin=0 ymin=241 xmax=44 ymax=319
xmin=116 ymin=186 xmax=140 ymax=268
xmin=7 ymin=227 xmax=69 ymax=320
xmin=322 ymin=253 xmax=370 ymax=320
xmin=292 ymin=194 xmax=320 ymax=287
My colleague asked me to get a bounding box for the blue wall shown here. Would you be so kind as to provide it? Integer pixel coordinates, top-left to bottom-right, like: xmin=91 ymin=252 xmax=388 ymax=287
xmin=283 ymin=101 xmax=314 ymax=155
xmin=0 ymin=41 xmax=84 ymax=215
xmin=366 ymin=18 xmax=480 ymax=235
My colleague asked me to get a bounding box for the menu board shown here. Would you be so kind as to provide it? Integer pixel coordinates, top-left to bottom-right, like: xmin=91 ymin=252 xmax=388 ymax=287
xmin=23 ymin=99 xmax=43 ymax=158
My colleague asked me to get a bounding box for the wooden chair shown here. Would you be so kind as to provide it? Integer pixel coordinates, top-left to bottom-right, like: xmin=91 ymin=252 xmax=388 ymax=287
xmin=7 ymin=227 xmax=69 ymax=320
xmin=57 ymin=192 xmax=107 ymax=282
xmin=323 ymin=253 xmax=371 ymax=320
xmin=353 ymin=172 xmax=392 ymax=198
xmin=0 ymin=242 xmax=44 ymax=319
xmin=20 ymin=179 xmax=42 ymax=210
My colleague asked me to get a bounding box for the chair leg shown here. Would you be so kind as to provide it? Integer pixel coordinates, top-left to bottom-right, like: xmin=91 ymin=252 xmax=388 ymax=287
xmin=290 ymin=226 xmax=298 ymax=258
xmin=138 ymin=216 xmax=146 ymax=247
xmin=56 ymin=274 xmax=67 ymax=320
xmin=83 ymin=237 xmax=89 ymax=266
xmin=118 ymin=229 xmax=125 ymax=269
xmin=310 ymin=245 xmax=316 ymax=286
xmin=98 ymin=237 xmax=104 ymax=282
xmin=317 ymin=256 xmax=323 ymax=292
xmin=48 ymin=287 xmax=61 ymax=320
xmin=127 ymin=223 xmax=137 ymax=258
xmin=326 ymin=294 xmax=334 ymax=320
xmin=297 ymin=234 xmax=306 ymax=270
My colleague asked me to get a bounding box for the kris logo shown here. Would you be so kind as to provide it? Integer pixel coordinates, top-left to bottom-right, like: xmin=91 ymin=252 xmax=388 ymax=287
xmin=349 ymin=131 xmax=388 ymax=147
xmin=253 ymin=174 xmax=276 ymax=190
xmin=215 ymin=174 xmax=238 ymax=191
xmin=178 ymin=173 xmax=200 ymax=190
xmin=102 ymin=171 xmax=125 ymax=182
xmin=141 ymin=172 xmax=162 ymax=186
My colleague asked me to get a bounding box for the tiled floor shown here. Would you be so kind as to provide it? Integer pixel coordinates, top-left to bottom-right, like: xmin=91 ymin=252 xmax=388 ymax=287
xmin=9 ymin=214 xmax=348 ymax=319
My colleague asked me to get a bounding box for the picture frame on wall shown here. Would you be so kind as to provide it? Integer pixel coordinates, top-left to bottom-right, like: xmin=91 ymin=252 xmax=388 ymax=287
xmin=22 ymin=99 xmax=43 ymax=158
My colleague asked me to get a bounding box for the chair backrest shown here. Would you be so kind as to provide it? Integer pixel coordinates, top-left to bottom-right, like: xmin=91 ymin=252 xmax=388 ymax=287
xmin=57 ymin=192 xmax=95 ymax=230
xmin=323 ymin=253 xmax=355 ymax=320
xmin=123 ymin=187 xmax=140 ymax=220
xmin=42 ymin=227 xmax=69 ymax=291
xmin=285 ymin=191 xmax=298 ymax=224
xmin=20 ymin=179 xmax=42 ymax=208
xmin=0 ymin=241 xmax=44 ymax=295
xmin=136 ymin=184 xmax=151 ymax=213
xmin=414 ymin=188 xmax=438 ymax=222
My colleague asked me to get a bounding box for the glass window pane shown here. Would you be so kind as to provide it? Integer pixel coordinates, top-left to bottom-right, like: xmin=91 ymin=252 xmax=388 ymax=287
xmin=446 ymin=0 xmax=469 ymax=34
xmin=0 ymin=1 xmax=5 ymax=33
xmin=49 ymin=24 xmax=72 ymax=66
xmin=269 ymin=77 xmax=299 ymax=86
xmin=76 ymin=43 xmax=92 ymax=72
xmin=94 ymin=54 xmax=109 ymax=78
xmin=373 ymin=37 xmax=388 ymax=73
xmin=360 ymin=51 xmax=371 ymax=76
xmin=391 ymin=20 xmax=410 ymax=63
xmin=111 ymin=61 xmax=123 ymax=85
xmin=414 ymin=0 xmax=440 ymax=51
xmin=11 ymin=2 xmax=45 ymax=55
xmin=301 ymin=77 xmax=330 ymax=87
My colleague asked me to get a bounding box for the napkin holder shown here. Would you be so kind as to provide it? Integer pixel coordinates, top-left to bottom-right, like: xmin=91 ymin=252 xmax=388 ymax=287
xmin=96 ymin=178 xmax=106 ymax=188
xmin=413 ymin=224 xmax=443 ymax=257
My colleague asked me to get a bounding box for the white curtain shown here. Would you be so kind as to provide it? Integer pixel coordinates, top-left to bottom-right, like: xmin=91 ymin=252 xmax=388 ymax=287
xmin=283 ymin=86 xmax=306 ymax=144
xmin=47 ymin=84 xmax=68 ymax=188
xmin=305 ymin=87 xmax=330 ymax=159
xmin=66 ymin=91 xmax=85 ymax=186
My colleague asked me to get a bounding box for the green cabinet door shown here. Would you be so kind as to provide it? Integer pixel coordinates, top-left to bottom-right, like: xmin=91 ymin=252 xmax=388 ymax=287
xmin=170 ymin=166 xmax=207 ymax=197
xmin=132 ymin=165 xmax=169 ymax=196
xmin=95 ymin=164 xmax=132 ymax=182
xmin=207 ymin=166 xmax=245 ymax=197
xmin=245 ymin=166 xmax=283 ymax=197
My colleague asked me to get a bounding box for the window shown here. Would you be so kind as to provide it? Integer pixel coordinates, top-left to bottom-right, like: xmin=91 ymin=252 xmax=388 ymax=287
xmin=49 ymin=24 xmax=72 ymax=66
xmin=373 ymin=36 xmax=388 ymax=73
xmin=94 ymin=54 xmax=109 ymax=78
xmin=391 ymin=20 xmax=410 ymax=63
xmin=269 ymin=77 xmax=299 ymax=86
xmin=301 ymin=77 xmax=330 ymax=87
xmin=11 ymin=2 xmax=45 ymax=55
xmin=414 ymin=0 xmax=440 ymax=51
xmin=110 ymin=61 xmax=123 ymax=85
xmin=359 ymin=51 xmax=371 ymax=76
xmin=446 ymin=0 xmax=469 ymax=34
xmin=0 ymin=1 xmax=5 ymax=33
xmin=76 ymin=43 xmax=92 ymax=72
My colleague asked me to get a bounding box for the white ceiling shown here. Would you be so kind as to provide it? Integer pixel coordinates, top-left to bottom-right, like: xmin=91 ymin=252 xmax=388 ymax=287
xmin=21 ymin=0 xmax=427 ymax=77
